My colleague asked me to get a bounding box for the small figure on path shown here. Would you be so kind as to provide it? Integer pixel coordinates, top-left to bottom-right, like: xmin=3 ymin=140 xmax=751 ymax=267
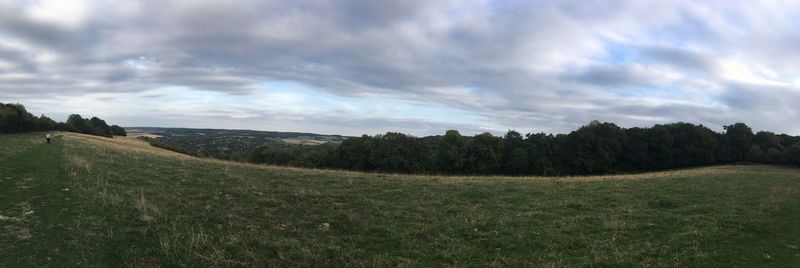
xmin=46 ymin=133 xmax=51 ymax=144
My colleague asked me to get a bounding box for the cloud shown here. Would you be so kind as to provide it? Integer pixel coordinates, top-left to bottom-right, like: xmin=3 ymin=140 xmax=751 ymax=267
xmin=636 ymin=46 xmax=718 ymax=74
xmin=570 ymin=63 xmax=682 ymax=88
xmin=2 ymin=0 xmax=800 ymax=135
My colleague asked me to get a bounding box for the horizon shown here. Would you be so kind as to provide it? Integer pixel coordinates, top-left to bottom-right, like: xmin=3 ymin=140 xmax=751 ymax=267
xmin=121 ymin=119 xmax=790 ymax=138
xmin=3 ymin=1 xmax=800 ymax=136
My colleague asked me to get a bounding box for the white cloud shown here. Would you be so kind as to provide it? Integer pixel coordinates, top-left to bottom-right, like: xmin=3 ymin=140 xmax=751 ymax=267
xmin=25 ymin=0 xmax=90 ymax=29
xmin=719 ymin=59 xmax=788 ymax=87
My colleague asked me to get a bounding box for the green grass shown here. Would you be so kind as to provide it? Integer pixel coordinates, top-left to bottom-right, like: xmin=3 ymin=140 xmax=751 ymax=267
xmin=2 ymin=133 xmax=800 ymax=267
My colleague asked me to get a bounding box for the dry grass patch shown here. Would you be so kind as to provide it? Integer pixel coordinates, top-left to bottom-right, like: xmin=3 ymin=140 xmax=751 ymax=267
xmin=62 ymin=133 xmax=193 ymax=160
xmin=762 ymin=185 xmax=798 ymax=210
xmin=1 ymin=202 xmax=37 ymax=241
xmin=134 ymin=190 xmax=161 ymax=223
xmin=4 ymin=225 xmax=31 ymax=240
xmin=65 ymin=154 xmax=91 ymax=173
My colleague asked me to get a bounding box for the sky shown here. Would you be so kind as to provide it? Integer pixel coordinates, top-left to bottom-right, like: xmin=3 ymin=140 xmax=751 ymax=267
xmin=2 ymin=0 xmax=800 ymax=136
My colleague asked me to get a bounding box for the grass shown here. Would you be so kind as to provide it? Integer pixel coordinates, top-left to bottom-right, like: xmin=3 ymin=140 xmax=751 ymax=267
xmin=1 ymin=132 xmax=799 ymax=267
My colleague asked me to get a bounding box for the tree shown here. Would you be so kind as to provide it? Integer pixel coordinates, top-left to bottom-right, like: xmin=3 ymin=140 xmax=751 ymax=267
xmin=243 ymin=123 xmax=800 ymax=174
xmin=369 ymin=132 xmax=431 ymax=173
xmin=435 ymin=130 xmax=466 ymax=173
xmin=753 ymin=131 xmax=782 ymax=152
xmin=670 ymin=123 xmax=718 ymax=167
xmin=464 ymin=133 xmax=503 ymax=174
xmin=0 ymin=103 xmax=34 ymax=133
xmin=550 ymin=134 xmax=572 ymax=175
xmin=647 ymin=125 xmax=674 ymax=170
xmin=67 ymin=114 xmax=91 ymax=133
xmin=110 ymin=125 xmax=127 ymax=136
xmin=747 ymin=145 xmax=765 ymax=162
xmin=525 ymin=133 xmax=554 ymax=175
xmin=35 ymin=115 xmax=57 ymax=131
xmin=621 ymin=127 xmax=651 ymax=171
xmin=778 ymin=134 xmax=800 ymax=150
xmin=290 ymin=144 xmax=336 ymax=168
xmin=336 ymin=135 xmax=375 ymax=171
xmin=65 ymin=114 xmax=115 ymax=137
xmin=0 ymin=103 xmax=60 ymax=133
xmin=249 ymin=146 xmax=293 ymax=165
xmin=783 ymin=144 xmax=800 ymax=166
xmin=89 ymin=117 xmax=112 ymax=137
xmin=765 ymin=148 xmax=782 ymax=164
xmin=562 ymin=121 xmax=626 ymax=174
xmin=724 ymin=123 xmax=753 ymax=162
xmin=504 ymin=148 xmax=528 ymax=175
xmin=502 ymin=130 xmax=528 ymax=174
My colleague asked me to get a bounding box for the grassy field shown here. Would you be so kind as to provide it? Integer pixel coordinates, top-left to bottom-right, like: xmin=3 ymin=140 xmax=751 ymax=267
xmin=1 ymin=132 xmax=799 ymax=267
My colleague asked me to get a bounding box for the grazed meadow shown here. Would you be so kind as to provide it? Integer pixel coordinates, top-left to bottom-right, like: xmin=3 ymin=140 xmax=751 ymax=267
xmin=1 ymin=133 xmax=799 ymax=266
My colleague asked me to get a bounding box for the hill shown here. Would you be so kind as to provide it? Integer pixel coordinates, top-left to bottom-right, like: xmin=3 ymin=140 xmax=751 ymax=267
xmin=1 ymin=132 xmax=799 ymax=266
xmin=130 ymin=122 xmax=800 ymax=178
xmin=126 ymin=127 xmax=347 ymax=160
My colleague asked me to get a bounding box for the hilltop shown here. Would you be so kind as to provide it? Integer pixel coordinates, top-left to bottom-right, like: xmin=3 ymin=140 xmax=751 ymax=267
xmin=1 ymin=132 xmax=799 ymax=266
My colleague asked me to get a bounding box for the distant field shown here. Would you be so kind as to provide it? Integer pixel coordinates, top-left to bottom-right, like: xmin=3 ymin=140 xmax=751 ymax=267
xmin=127 ymin=132 xmax=164 ymax=139
xmin=281 ymin=138 xmax=330 ymax=145
xmin=1 ymin=132 xmax=799 ymax=266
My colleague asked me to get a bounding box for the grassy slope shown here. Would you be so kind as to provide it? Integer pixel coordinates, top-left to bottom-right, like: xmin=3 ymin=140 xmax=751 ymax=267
xmin=1 ymin=133 xmax=799 ymax=267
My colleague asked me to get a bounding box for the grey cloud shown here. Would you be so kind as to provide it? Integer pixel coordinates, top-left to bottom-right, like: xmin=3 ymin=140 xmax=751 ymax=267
xmin=0 ymin=46 xmax=38 ymax=73
xmin=721 ymin=83 xmax=800 ymax=111
xmin=0 ymin=15 xmax=75 ymax=48
xmin=570 ymin=64 xmax=663 ymax=88
xmin=637 ymin=46 xmax=718 ymax=74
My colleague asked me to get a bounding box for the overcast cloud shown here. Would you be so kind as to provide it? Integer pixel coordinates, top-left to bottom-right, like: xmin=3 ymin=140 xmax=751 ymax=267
xmin=2 ymin=0 xmax=800 ymax=136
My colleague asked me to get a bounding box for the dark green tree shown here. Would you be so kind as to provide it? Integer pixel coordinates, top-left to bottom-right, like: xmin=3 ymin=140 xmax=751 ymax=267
xmin=647 ymin=125 xmax=674 ymax=170
xmin=0 ymin=103 xmax=35 ymax=133
xmin=724 ymin=123 xmax=753 ymax=162
xmin=670 ymin=123 xmax=719 ymax=167
xmin=753 ymin=131 xmax=782 ymax=152
xmin=747 ymin=145 xmax=765 ymax=162
xmin=464 ymin=133 xmax=503 ymax=174
xmin=435 ymin=130 xmax=466 ymax=173
xmin=35 ymin=115 xmax=57 ymax=131
xmin=67 ymin=114 xmax=92 ymax=133
xmin=336 ymin=135 xmax=375 ymax=171
xmin=562 ymin=121 xmax=626 ymax=174
xmin=622 ymin=127 xmax=651 ymax=171
xmin=525 ymin=133 xmax=554 ymax=175
xmin=89 ymin=117 xmax=112 ymax=137
xmin=504 ymin=147 xmax=528 ymax=175
xmin=502 ymin=130 xmax=528 ymax=174
xmin=369 ymin=132 xmax=431 ymax=173
xmin=765 ymin=148 xmax=783 ymax=164
xmin=783 ymin=144 xmax=800 ymax=166
xmin=110 ymin=125 xmax=127 ymax=136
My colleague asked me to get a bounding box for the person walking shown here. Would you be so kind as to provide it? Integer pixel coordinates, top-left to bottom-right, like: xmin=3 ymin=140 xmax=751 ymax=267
xmin=46 ymin=133 xmax=51 ymax=144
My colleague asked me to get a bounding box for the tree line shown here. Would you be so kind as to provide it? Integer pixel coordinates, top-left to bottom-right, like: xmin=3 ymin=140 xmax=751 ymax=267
xmin=247 ymin=121 xmax=800 ymax=175
xmin=0 ymin=102 xmax=126 ymax=137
